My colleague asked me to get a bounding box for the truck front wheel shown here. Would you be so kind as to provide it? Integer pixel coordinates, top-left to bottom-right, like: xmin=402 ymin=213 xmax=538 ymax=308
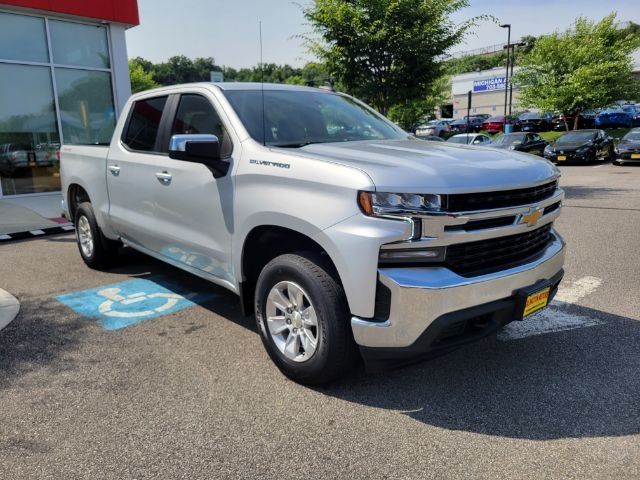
xmin=255 ymin=252 xmax=356 ymax=385
xmin=75 ymin=202 xmax=119 ymax=269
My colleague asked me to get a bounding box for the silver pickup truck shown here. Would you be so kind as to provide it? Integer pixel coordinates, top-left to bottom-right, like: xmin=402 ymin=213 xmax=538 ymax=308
xmin=61 ymin=83 xmax=565 ymax=384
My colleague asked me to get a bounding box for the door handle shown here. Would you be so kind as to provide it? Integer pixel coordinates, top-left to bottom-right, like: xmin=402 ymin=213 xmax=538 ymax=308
xmin=156 ymin=171 xmax=172 ymax=185
xmin=108 ymin=165 xmax=120 ymax=176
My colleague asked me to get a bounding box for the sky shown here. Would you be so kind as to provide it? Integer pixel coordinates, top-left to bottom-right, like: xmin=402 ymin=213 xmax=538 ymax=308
xmin=126 ymin=0 xmax=640 ymax=68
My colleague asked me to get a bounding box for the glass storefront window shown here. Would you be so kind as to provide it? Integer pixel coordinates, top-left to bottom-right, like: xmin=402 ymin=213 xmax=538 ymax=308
xmin=0 ymin=12 xmax=49 ymax=63
xmin=55 ymin=69 xmax=116 ymax=145
xmin=0 ymin=64 xmax=60 ymax=195
xmin=49 ymin=20 xmax=110 ymax=69
xmin=0 ymin=12 xmax=117 ymax=197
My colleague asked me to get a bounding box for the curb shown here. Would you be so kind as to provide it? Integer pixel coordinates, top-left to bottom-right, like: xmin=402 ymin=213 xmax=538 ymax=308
xmin=0 ymin=289 xmax=20 ymax=332
xmin=0 ymin=224 xmax=75 ymax=243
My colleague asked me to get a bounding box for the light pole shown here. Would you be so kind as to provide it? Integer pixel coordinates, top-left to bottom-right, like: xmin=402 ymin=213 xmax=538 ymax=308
xmin=500 ymin=24 xmax=511 ymax=128
xmin=510 ymin=44 xmax=515 ymax=116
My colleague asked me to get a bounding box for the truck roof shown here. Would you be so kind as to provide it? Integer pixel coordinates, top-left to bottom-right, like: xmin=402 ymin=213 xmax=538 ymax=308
xmin=132 ymin=82 xmax=332 ymax=97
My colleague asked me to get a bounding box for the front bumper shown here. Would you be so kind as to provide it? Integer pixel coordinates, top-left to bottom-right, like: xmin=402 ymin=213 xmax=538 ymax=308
xmin=545 ymin=151 xmax=590 ymax=163
xmin=617 ymin=151 xmax=640 ymax=162
xmin=352 ymin=229 xmax=565 ymax=356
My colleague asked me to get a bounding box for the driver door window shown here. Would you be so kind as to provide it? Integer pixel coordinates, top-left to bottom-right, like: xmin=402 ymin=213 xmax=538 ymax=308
xmin=170 ymin=94 xmax=232 ymax=157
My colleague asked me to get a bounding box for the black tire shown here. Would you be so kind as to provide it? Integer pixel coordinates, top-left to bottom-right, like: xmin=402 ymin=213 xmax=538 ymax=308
xmin=74 ymin=202 xmax=119 ymax=269
xmin=255 ymin=252 xmax=357 ymax=385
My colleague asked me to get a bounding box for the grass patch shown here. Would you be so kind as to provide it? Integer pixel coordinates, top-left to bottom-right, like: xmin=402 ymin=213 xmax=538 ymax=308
xmin=478 ymin=128 xmax=631 ymax=143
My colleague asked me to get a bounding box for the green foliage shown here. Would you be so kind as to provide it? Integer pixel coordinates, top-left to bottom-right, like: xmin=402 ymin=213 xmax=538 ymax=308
xmin=388 ymin=75 xmax=451 ymax=130
xmin=512 ymin=14 xmax=640 ymax=130
xmin=128 ymin=59 xmax=158 ymax=93
xmin=304 ymin=0 xmax=480 ymax=114
xmin=446 ymin=51 xmax=507 ymax=75
xmin=152 ymin=56 xmax=221 ymax=85
xmin=129 ymin=55 xmax=331 ymax=89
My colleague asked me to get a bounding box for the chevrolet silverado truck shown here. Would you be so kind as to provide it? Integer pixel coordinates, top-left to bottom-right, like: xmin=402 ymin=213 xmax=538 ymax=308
xmin=61 ymin=83 xmax=566 ymax=384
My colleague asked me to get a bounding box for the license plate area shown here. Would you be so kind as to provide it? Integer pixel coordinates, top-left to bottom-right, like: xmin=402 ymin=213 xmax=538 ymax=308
xmin=631 ymin=154 xmax=640 ymax=159
xmin=515 ymin=283 xmax=551 ymax=320
xmin=557 ymin=155 xmax=566 ymax=161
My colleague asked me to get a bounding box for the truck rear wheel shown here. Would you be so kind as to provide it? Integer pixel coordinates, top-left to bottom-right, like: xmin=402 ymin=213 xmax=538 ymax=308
xmin=255 ymin=252 xmax=356 ymax=385
xmin=75 ymin=202 xmax=119 ymax=269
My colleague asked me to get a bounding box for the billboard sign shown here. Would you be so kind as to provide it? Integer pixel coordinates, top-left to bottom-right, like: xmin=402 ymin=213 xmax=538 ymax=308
xmin=473 ymin=77 xmax=507 ymax=93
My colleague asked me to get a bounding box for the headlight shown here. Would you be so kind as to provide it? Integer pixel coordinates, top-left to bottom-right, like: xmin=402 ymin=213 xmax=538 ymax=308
xmin=358 ymin=191 xmax=442 ymax=216
xmin=544 ymin=144 xmax=553 ymax=154
xmin=509 ymin=145 xmax=517 ymax=150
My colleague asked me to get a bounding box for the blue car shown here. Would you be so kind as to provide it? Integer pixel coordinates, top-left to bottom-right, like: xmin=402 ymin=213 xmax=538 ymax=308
xmin=595 ymin=107 xmax=634 ymax=128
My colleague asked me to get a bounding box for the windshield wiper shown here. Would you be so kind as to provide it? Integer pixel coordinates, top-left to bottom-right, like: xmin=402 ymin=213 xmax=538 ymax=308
xmin=269 ymin=141 xmax=324 ymax=148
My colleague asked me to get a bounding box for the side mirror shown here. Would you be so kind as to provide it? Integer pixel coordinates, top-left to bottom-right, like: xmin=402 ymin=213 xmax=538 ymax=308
xmin=169 ymin=134 xmax=229 ymax=178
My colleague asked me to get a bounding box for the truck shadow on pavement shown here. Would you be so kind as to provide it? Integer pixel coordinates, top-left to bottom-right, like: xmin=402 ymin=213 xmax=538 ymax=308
xmin=326 ymin=305 xmax=640 ymax=441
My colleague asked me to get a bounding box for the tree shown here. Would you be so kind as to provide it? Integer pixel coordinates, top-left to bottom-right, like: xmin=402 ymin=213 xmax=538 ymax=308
xmin=446 ymin=50 xmax=507 ymax=75
xmin=303 ymin=0 xmax=481 ymax=115
xmin=150 ymin=56 xmax=221 ymax=85
xmin=128 ymin=60 xmax=158 ymax=93
xmin=388 ymin=75 xmax=450 ymax=131
xmin=512 ymin=14 xmax=640 ymax=131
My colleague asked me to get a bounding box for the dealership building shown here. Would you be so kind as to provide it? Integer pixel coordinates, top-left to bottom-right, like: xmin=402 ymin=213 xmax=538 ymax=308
xmin=0 ymin=1 xmax=138 ymax=199
xmin=451 ymin=66 xmax=522 ymax=118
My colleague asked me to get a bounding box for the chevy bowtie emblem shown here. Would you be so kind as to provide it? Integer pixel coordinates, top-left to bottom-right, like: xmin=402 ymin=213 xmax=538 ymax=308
xmin=519 ymin=208 xmax=543 ymax=227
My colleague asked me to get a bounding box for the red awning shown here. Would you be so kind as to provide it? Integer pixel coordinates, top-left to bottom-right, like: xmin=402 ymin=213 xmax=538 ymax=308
xmin=0 ymin=0 xmax=139 ymax=26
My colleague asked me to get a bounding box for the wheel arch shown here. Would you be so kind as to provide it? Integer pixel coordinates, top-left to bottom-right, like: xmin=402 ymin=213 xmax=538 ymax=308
xmin=66 ymin=183 xmax=92 ymax=222
xmin=238 ymin=224 xmax=342 ymax=317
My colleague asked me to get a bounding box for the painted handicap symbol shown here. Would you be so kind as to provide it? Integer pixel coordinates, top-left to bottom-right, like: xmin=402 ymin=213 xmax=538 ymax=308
xmin=56 ymin=277 xmax=217 ymax=330
xmin=97 ymin=287 xmax=192 ymax=318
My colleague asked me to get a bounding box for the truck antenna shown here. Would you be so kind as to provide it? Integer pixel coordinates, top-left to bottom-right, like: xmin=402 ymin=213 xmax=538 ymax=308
xmin=259 ymin=21 xmax=266 ymax=147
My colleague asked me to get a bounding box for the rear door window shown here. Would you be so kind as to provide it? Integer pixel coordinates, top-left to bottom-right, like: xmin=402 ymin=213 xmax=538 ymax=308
xmin=122 ymin=96 xmax=168 ymax=152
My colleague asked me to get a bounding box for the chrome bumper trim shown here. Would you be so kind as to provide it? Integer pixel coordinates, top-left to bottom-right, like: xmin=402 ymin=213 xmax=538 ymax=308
xmin=351 ymin=230 xmax=566 ymax=348
xmin=383 ymin=189 xmax=564 ymax=248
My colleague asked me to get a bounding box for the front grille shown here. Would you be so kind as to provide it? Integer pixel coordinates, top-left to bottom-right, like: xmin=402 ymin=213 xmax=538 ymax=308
xmin=446 ymin=224 xmax=553 ymax=276
xmin=445 ymin=216 xmax=516 ymax=232
xmin=445 ymin=181 xmax=558 ymax=212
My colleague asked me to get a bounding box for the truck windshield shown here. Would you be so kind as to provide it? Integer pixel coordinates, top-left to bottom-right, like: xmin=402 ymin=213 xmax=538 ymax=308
xmin=222 ymin=89 xmax=407 ymax=147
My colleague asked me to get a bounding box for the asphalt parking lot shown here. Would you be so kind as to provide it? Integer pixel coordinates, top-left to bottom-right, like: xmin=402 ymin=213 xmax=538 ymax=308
xmin=1 ymin=162 xmax=639 ymax=479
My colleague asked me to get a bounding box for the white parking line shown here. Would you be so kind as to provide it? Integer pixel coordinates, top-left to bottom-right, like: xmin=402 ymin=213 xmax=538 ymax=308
xmin=593 ymin=165 xmax=605 ymax=168
xmin=498 ymin=276 xmax=603 ymax=341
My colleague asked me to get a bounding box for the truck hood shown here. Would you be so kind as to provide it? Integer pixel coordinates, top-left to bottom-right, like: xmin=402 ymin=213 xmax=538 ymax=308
xmin=300 ymin=139 xmax=559 ymax=193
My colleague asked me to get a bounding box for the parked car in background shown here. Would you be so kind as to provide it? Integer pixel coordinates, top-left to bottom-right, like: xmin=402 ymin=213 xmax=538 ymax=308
xmin=449 ymin=116 xmax=486 ymax=133
xmin=544 ymin=129 xmax=614 ymax=163
xmin=0 ymin=143 xmax=35 ymax=175
xmin=447 ymin=133 xmax=492 ymax=145
xmin=621 ymin=104 xmax=640 ymax=126
xmin=415 ymin=119 xmax=452 ymax=138
xmin=482 ymin=115 xmax=516 ymax=134
xmin=415 ymin=135 xmax=445 ymax=142
xmin=551 ymin=111 xmax=596 ymax=131
xmin=489 ymin=132 xmax=548 ymax=156
xmin=35 ymin=143 xmax=61 ymax=167
xmin=516 ymin=112 xmax=552 ymax=132
xmin=614 ymin=128 xmax=640 ymax=165
xmin=449 ymin=118 xmax=482 ymax=133
xmin=595 ymin=107 xmax=634 ymax=128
